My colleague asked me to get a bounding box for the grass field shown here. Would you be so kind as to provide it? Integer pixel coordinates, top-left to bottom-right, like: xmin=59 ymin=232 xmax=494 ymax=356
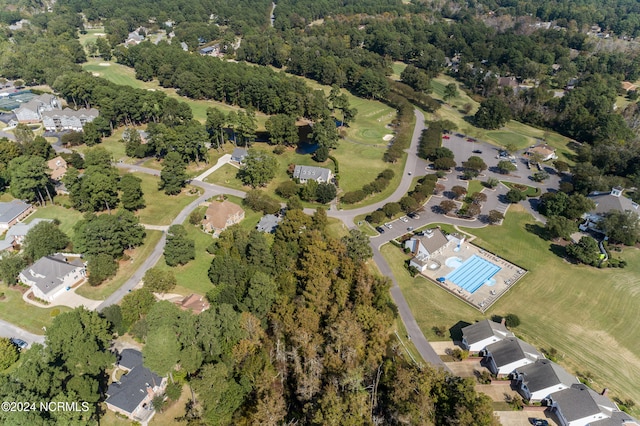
xmin=23 ymin=204 xmax=84 ymax=237
xmin=123 ymin=171 xmax=202 ymax=226
xmin=467 ymin=179 xmax=484 ymax=196
xmin=384 ymin=207 xmax=640 ymax=415
xmin=501 ymin=181 xmax=541 ymax=197
xmin=76 ymin=230 xmax=163 ymax=300
xmin=0 ymin=287 xmax=70 ymax=334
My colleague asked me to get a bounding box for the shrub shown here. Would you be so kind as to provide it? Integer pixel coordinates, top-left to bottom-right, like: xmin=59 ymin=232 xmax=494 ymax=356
xmin=188 ymin=209 xmax=204 ymax=226
xmin=341 ymin=190 xmax=366 ymax=204
xmin=272 ymin=145 xmax=286 ymax=155
xmin=51 ymin=308 xmax=60 ymax=317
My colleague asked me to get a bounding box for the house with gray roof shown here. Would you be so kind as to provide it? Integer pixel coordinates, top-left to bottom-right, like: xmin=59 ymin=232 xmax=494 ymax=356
xmin=231 ymin=147 xmax=248 ymax=163
xmin=545 ymin=384 xmax=617 ymax=426
xmin=404 ymin=228 xmax=451 ymax=273
xmin=14 ymin=93 xmax=61 ymax=123
xmin=0 ymin=218 xmax=51 ymax=252
xmin=256 ymin=214 xmax=281 ymax=233
xmin=0 ymin=200 xmax=33 ymax=231
xmin=590 ymin=410 xmax=640 ymax=426
xmin=106 ymin=349 xmax=166 ymax=422
xmin=483 ymin=337 xmax=544 ymax=376
xmin=42 ymin=107 xmax=99 ymax=132
xmin=19 ymin=254 xmax=85 ymax=302
xmin=293 ymin=165 xmax=332 ymax=184
xmin=582 ymin=187 xmax=639 ymax=232
xmin=461 ymin=319 xmax=515 ymax=352
xmin=512 ymin=359 xmax=580 ymax=402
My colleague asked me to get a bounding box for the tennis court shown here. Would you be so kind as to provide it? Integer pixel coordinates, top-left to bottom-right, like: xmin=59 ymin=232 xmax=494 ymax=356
xmin=0 ymin=91 xmax=36 ymax=111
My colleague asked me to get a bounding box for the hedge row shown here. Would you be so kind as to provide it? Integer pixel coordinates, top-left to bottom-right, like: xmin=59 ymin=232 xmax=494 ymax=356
xmin=390 ymin=81 xmax=440 ymax=113
xmin=383 ymin=92 xmax=414 ymax=163
xmin=417 ymin=121 xmax=444 ymax=160
xmin=341 ymin=169 xmax=395 ymax=204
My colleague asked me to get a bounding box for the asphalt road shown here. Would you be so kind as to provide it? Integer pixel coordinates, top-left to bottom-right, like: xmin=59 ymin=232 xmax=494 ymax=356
xmin=0 ymin=319 xmax=45 ymax=348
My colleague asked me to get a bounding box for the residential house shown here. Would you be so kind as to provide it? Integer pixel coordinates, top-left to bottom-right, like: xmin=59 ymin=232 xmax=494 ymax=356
xmin=14 ymin=94 xmax=61 ymax=123
xmin=199 ymin=46 xmax=215 ymax=55
xmin=590 ymin=411 xmax=640 ymax=426
xmin=231 ymin=147 xmax=248 ymax=163
xmin=460 ymin=319 xmax=515 ymax=352
xmin=527 ymin=143 xmax=558 ymax=161
xmin=176 ymin=294 xmax=210 ymax=314
xmin=19 ymin=254 xmax=85 ymax=303
xmin=582 ymin=187 xmax=639 ymax=231
xmin=201 ymin=200 xmax=245 ymax=235
xmin=42 ymin=107 xmax=99 ymax=132
xmin=403 ymin=228 xmax=450 ymax=273
xmin=621 ymin=81 xmax=637 ymax=92
xmin=0 ymin=218 xmax=52 ymax=251
xmin=482 ymin=337 xmax=544 ymax=376
xmin=256 ymin=214 xmax=281 ymax=233
xmin=47 ymin=156 xmax=68 ymax=181
xmin=498 ymin=76 xmax=518 ymax=89
xmin=180 ymin=41 xmax=189 ymax=51
xmin=544 ymin=384 xmax=617 ymax=426
xmin=125 ymin=31 xmax=144 ymax=47
xmin=512 ymin=359 xmax=580 ymax=402
xmin=0 ymin=200 xmax=33 ymax=231
xmin=106 ymin=349 xmax=167 ymax=422
xmin=293 ymin=165 xmax=332 ymax=184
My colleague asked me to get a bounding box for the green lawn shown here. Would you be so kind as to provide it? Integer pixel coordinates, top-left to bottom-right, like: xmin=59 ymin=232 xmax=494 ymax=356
xmin=384 ymin=207 xmax=640 ymax=416
xmin=225 ymin=195 xmax=263 ymax=231
xmin=462 ymin=207 xmax=640 ymax=415
xmin=76 ymin=230 xmax=163 ymax=300
xmin=501 ymin=181 xmax=541 ymax=197
xmin=467 ymin=180 xmax=484 ymax=196
xmin=204 ymin=163 xmax=245 ymax=191
xmin=123 ymin=171 xmax=201 ymax=226
xmin=75 ymin=127 xmax=129 ymax=162
xmin=24 ymin=205 xmax=84 ymax=237
xmin=0 ymin=287 xmax=70 ymax=334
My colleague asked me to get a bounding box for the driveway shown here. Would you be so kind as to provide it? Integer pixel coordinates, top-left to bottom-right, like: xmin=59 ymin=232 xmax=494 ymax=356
xmin=495 ymin=411 xmax=558 ymax=426
xmin=193 ymin=153 xmax=232 ymax=181
xmin=444 ymin=359 xmax=483 ymax=378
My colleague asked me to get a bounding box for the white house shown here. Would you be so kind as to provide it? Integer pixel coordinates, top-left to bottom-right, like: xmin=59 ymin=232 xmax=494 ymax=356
xmin=461 ymin=319 xmax=515 ymax=352
xmin=293 ymin=165 xmax=332 ymax=184
xmin=19 ymin=254 xmax=85 ymax=302
xmin=545 ymin=384 xmax=617 ymax=426
xmin=14 ymin=94 xmax=61 ymax=123
xmin=582 ymin=186 xmax=639 ymax=231
xmin=42 ymin=107 xmax=99 ymax=132
xmin=512 ymin=359 xmax=580 ymax=402
xmin=483 ymin=337 xmax=544 ymax=376
xmin=404 ymin=228 xmax=450 ymax=272
xmin=527 ymin=143 xmax=558 ymax=161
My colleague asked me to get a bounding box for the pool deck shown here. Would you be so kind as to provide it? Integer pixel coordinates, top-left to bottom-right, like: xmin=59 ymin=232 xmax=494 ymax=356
xmin=419 ymin=239 xmax=526 ymax=312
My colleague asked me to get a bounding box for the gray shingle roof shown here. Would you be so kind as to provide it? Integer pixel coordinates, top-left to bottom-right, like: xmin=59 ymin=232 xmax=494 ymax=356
xmin=551 ymin=384 xmax=617 ymax=423
xmin=106 ymin=349 xmax=162 ymax=415
xmin=256 ymin=214 xmax=281 ymax=233
xmin=462 ymin=319 xmax=513 ymax=346
xmin=486 ymin=337 xmax=542 ymax=367
xmin=5 ymin=218 xmax=51 ymax=241
xmin=20 ymin=255 xmax=83 ymax=295
xmin=118 ymin=348 xmax=143 ymax=370
xmin=588 ymin=192 xmax=639 ymax=216
xmin=515 ymin=359 xmax=579 ymax=394
xmin=0 ymin=200 xmax=31 ymax=225
xmin=590 ymin=410 xmax=640 ymax=425
xmin=415 ymin=229 xmax=449 ymax=254
xmin=231 ymin=147 xmax=248 ymax=160
xmin=293 ymin=165 xmax=332 ymax=182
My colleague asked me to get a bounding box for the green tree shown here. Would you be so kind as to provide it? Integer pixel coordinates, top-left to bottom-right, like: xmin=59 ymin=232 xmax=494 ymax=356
xmin=462 ymin=156 xmax=487 ymax=174
xmin=505 ymin=189 xmax=527 ymax=203
xmin=159 ymin=152 xmax=187 ymax=195
xmin=143 ymin=327 xmax=180 ymax=381
xmin=311 ymin=119 xmax=339 ymax=150
xmin=532 ymin=171 xmax=550 ymax=182
xmin=443 ymin=83 xmax=458 ymax=102
xmin=474 ymin=96 xmax=511 ymax=129
xmin=0 ymin=252 xmax=27 ymax=285
xmin=315 ymin=183 xmax=337 ymax=204
xmin=143 ymin=267 xmax=177 ymax=294
xmin=121 ymin=288 xmax=156 ymax=325
xmin=487 ymin=210 xmax=504 ymax=224
xmin=265 ymin=114 xmax=298 ymax=146
xmin=598 ymin=210 xmax=640 ymax=245
xmin=164 ymin=225 xmax=195 ymax=266
xmin=566 ymin=236 xmax=600 ymax=265
xmin=101 ymin=305 xmax=126 ymax=335
xmin=73 ymin=210 xmax=145 ymax=258
xmin=497 ymin=160 xmax=517 ymax=174
xmin=433 ymin=157 xmax=456 ymax=170
xmin=382 ymin=202 xmax=401 ymax=217
xmin=276 ymin=180 xmax=299 ymax=199
xmin=22 ymin=221 xmax=69 ymax=261
xmin=545 ymin=216 xmax=578 ymax=240
xmin=341 ymin=229 xmax=373 ymax=262
xmin=205 ymin=107 xmax=227 ymax=149
xmin=120 ymin=173 xmax=145 ymax=211
xmin=440 ymin=199 xmax=457 ymax=213
xmin=87 ymin=254 xmax=118 ymax=286
xmin=238 ymin=149 xmax=278 ymax=188
xmin=9 ymin=156 xmax=54 ymax=204
xmin=0 ymin=338 xmax=19 ymax=370
xmin=485 ymin=177 xmax=499 ymax=188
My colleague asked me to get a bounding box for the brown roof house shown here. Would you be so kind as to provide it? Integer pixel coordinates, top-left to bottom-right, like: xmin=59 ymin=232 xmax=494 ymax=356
xmin=176 ymin=294 xmax=210 ymax=314
xmin=201 ymin=200 xmax=245 ymax=236
xmin=47 ymin=156 xmax=68 ymax=181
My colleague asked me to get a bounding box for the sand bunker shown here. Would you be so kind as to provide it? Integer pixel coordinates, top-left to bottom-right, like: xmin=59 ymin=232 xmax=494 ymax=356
xmin=93 ymin=33 xmax=106 ymax=37
xmin=99 ymin=62 xmax=111 ymax=66
xmin=383 ymin=134 xmax=394 ymax=141
xmin=92 ymin=72 xmax=100 ymax=77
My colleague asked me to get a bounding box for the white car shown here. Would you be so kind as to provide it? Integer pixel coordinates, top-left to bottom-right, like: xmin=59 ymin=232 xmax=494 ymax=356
xmin=385 ymin=222 xmax=393 ymax=229
xmin=400 ymin=216 xmax=409 ymax=223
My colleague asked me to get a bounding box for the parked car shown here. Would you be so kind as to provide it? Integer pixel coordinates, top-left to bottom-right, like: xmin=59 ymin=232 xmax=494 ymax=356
xmin=407 ymin=226 xmax=414 ymax=231
xmin=466 ymin=137 xmax=476 ymax=142
xmin=400 ymin=216 xmax=409 ymax=223
xmin=531 ymin=419 xmax=548 ymax=426
xmin=442 ymin=135 xmax=450 ymax=139
xmin=408 ymin=212 xmax=420 ymax=219
xmin=10 ymin=338 xmax=28 ymax=350
xmin=375 ymin=226 xmax=385 ymax=234
xmin=408 ymin=171 xmax=412 ymax=175
xmin=385 ymin=222 xmax=393 ymax=229
xmin=472 ymin=149 xmax=482 ymax=154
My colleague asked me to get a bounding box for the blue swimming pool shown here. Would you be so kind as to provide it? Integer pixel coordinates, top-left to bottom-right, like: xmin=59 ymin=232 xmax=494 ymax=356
xmin=445 ymin=255 xmax=501 ymax=294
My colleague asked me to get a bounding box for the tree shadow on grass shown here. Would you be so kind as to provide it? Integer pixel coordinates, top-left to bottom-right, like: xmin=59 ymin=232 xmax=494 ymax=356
xmin=549 ymin=243 xmax=569 ymax=259
xmin=525 ymin=223 xmax=548 ymax=240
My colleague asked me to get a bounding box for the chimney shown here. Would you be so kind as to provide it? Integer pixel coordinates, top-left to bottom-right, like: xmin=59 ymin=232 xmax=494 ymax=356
xmin=500 ymin=318 xmax=506 ymax=326
xmin=601 ymin=388 xmax=608 ymax=396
